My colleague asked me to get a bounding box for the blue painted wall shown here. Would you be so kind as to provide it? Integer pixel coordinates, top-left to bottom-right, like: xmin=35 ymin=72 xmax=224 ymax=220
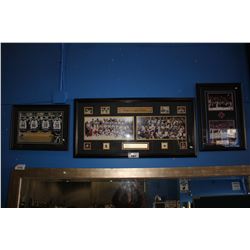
xmin=1 ymin=43 xmax=250 ymax=207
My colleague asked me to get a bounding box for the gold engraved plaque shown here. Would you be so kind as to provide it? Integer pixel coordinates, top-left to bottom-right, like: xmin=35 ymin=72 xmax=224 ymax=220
xmin=18 ymin=131 xmax=54 ymax=143
xmin=122 ymin=142 xmax=149 ymax=150
xmin=117 ymin=107 xmax=153 ymax=114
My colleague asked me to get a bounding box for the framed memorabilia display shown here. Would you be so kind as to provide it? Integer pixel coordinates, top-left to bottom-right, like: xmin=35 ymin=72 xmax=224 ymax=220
xmin=196 ymin=83 xmax=246 ymax=151
xmin=74 ymin=98 xmax=196 ymax=158
xmin=11 ymin=105 xmax=69 ymax=150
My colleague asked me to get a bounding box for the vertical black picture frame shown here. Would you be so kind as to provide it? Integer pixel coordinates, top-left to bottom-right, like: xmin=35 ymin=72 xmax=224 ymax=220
xmin=196 ymin=83 xmax=247 ymax=151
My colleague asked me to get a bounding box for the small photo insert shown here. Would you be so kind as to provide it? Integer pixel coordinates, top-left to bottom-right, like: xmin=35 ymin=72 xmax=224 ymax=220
xmin=161 ymin=142 xmax=168 ymax=150
xmin=103 ymin=142 xmax=110 ymax=150
xmin=100 ymin=106 xmax=110 ymax=115
xmin=177 ymin=106 xmax=186 ymax=114
xmin=160 ymin=106 xmax=170 ymax=114
xmin=179 ymin=141 xmax=187 ymax=149
xmin=84 ymin=107 xmax=93 ymax=115
xmin=84 ymin=142 xmax=91 ymax=150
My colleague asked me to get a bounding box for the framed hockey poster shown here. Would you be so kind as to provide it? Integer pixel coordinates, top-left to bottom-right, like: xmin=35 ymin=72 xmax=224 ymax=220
xmin=11 ymin=105 xmax=69 ymax=150
xmin=196 ymin=83 xmax=247 ymax=151
xmin=74 ymin=98 xmax=196 ymax=158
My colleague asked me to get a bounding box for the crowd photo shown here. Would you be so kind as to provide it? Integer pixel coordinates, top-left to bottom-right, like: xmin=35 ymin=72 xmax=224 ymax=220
xmin=208 ymin=93 xmax=234 ymax=111
xmin=84 ymin=117 xmax=134 ymax=140
xmin=137 ymin=116 xmax=187 ymax=140
xmin=209 ymin=120 xmax=236 ymax=140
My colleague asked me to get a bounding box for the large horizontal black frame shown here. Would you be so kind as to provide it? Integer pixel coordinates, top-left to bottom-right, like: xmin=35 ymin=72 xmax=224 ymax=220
xmin=196 ymin=83 xmax=247 ymax=151
xmin=11 ymin=105 xmax=69 ymax=151
xmin=74 ymin=98 xmax=197 ymax=158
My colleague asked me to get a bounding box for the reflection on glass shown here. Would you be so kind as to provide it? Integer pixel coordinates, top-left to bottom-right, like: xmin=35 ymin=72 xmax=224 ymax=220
xmin=18 ymin=176 xmax=250 ymax=208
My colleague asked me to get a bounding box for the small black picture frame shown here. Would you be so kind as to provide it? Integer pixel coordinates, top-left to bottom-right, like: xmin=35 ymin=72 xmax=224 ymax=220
xmin=11 ymin=105 xmax=69 ymax=150
xmin=196 ymin=83 xmax=247 ymax=151
xmin=74 ymin=98 xmax=196 ymax=158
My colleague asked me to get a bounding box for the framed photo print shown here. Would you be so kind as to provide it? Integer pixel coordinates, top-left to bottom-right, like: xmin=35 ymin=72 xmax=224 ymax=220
xmin=74 ymin=98 xmax=196 ymax=157
xmin=196 ymin=83 xmax=247 ymax=151
xmin=11 ymin=105 xmax=69 ymax=150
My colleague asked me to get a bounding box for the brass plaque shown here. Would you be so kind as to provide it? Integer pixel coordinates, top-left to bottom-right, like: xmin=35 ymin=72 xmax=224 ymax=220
xmin=122 ymin=142 xmax=149 ymax=150
xmin=117 ymin=107 xmax=153 ymax=114
xmin=18 ymin=131 xmax=53 ymax=143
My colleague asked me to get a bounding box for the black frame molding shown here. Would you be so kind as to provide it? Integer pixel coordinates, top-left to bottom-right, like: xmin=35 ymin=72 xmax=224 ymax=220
xmin=11 ymin=104 xmax=69 ymax=151
xmin=74 ymin=98 xmax=197 ymax=158
xmin=196 ymin=83 xmax=247 ymax=151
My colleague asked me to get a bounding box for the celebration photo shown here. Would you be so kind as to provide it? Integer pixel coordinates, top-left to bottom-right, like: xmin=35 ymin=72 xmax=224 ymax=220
xmin=84 ymin=116 xmax=134 ymax=140
xmin=136 ymin=116 xmax=187 ymax=140
xmin=207 ymin=92 xmax=234 ymax=111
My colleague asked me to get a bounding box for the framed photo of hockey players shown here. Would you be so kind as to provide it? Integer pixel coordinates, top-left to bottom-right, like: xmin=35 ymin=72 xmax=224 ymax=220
xmin=11 ymin=105 xmax=69 ymax=150
xmin=196 ymin=83 xmax=247 ymax=151
xmin=74 ymin=98 xmax=196 ymax=157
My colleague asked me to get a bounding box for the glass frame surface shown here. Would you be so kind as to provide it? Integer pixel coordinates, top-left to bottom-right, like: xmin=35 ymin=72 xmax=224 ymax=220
xmin=196 ymin=83 xmax=247 ymax=151
xmin=74 ymin=98 xmax=196 ymax=157
xmin=11 ymin=105 xmax=69 ymax=150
